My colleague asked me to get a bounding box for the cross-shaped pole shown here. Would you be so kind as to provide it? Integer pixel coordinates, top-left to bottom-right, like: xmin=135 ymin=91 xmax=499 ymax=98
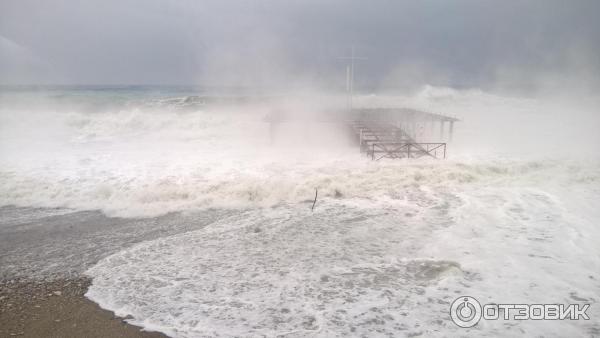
xmin=338 ymin=46 xmax=366 ymax=111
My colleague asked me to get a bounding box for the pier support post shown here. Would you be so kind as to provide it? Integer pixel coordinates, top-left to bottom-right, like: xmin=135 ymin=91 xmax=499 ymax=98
xmin=430 ymin=118 xmax=435 ymax=140
xmin=440 ymin=121 xmax=445 ymax=140
xmin=449 ymin=121 xmax=454 ymax=142
xmin=359 ymin=128 xmax=363 ymax=151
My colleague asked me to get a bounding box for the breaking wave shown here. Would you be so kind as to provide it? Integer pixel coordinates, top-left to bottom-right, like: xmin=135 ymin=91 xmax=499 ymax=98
xmin=1 ymin=86 xmax=599 ymax=218
xmin=2 ymin=153 xmax=597 ymax=218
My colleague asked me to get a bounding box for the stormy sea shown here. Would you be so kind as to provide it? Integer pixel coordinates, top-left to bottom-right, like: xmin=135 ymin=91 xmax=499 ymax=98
xmin=1 ymin=85 xmax=599 ymax=337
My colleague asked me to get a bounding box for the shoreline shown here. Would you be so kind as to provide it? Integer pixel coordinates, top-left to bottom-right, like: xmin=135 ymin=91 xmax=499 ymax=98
xmin=0 ymin=206 xmax=223 ymax=338
xmin=0 ymin=277 xmax=167 ymax=338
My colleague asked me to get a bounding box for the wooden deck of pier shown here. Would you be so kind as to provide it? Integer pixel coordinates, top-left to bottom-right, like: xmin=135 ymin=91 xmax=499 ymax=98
xmin=265 ymin=107 xmax=458 ymax=160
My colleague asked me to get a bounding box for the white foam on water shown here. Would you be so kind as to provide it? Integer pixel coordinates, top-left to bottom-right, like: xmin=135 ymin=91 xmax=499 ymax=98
xmin=85 ymin=205 xmax=467 ymax=337
xmin=85 ymin=160 xmax=600 ymax=337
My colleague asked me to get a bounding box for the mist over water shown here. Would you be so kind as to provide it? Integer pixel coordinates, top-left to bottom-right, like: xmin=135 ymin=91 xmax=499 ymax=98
xmin=1 ymin=84 xmax=599 ymax=337
xmin=1 ymin=86 xmax=598 ymax=217
xmin=2 ymin=1 xmax=600 ymax=336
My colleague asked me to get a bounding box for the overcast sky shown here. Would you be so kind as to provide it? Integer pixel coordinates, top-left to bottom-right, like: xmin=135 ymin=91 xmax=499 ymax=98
xmin=1 ymin=0 xmax=599 ymax=91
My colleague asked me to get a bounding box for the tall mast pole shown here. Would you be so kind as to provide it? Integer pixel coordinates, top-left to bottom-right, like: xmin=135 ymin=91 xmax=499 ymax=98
xmin=350 ymin=46 xmax=354 ymax=110
xmin=346 ymin=65 xmax=351 ymax=110
xmin=338 ymin=46 xmax=366 ymax=112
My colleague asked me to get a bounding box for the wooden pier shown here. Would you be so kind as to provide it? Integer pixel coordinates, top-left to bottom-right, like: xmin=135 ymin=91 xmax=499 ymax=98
xmin=265 ymin=107 xmax=458 ymax=160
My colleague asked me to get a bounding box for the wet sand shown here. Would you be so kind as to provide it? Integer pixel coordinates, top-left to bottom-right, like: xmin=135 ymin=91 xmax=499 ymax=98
xmin=0 ymin=206 xmax=227 ymax=338
xmin=0 ymin=277 xmax=167 ymax=338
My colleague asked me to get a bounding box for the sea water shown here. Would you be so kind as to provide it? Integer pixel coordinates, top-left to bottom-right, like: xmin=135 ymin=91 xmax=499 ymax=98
xmin=1 ymin=85 xmax=599 ymax=336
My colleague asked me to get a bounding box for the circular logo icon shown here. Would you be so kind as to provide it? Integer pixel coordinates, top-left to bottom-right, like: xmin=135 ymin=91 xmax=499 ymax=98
xmin=450 ymin=296 xmax=482 ymax=328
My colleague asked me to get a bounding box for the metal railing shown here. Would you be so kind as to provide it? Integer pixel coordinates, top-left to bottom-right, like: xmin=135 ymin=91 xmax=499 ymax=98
xmin=367 ymin=142 xmax=446 ymax=160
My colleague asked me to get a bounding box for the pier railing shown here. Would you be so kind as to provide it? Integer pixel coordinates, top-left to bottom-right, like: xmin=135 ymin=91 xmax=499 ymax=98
xmin=366 ymin=142 xmax=446 ymax=160
xmin=349 ymin=120 xmax=447 ymax=160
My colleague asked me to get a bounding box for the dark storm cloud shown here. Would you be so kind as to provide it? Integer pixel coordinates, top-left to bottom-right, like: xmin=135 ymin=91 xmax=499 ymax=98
xmin=1 ymin=0 xmax=599 ymax=90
